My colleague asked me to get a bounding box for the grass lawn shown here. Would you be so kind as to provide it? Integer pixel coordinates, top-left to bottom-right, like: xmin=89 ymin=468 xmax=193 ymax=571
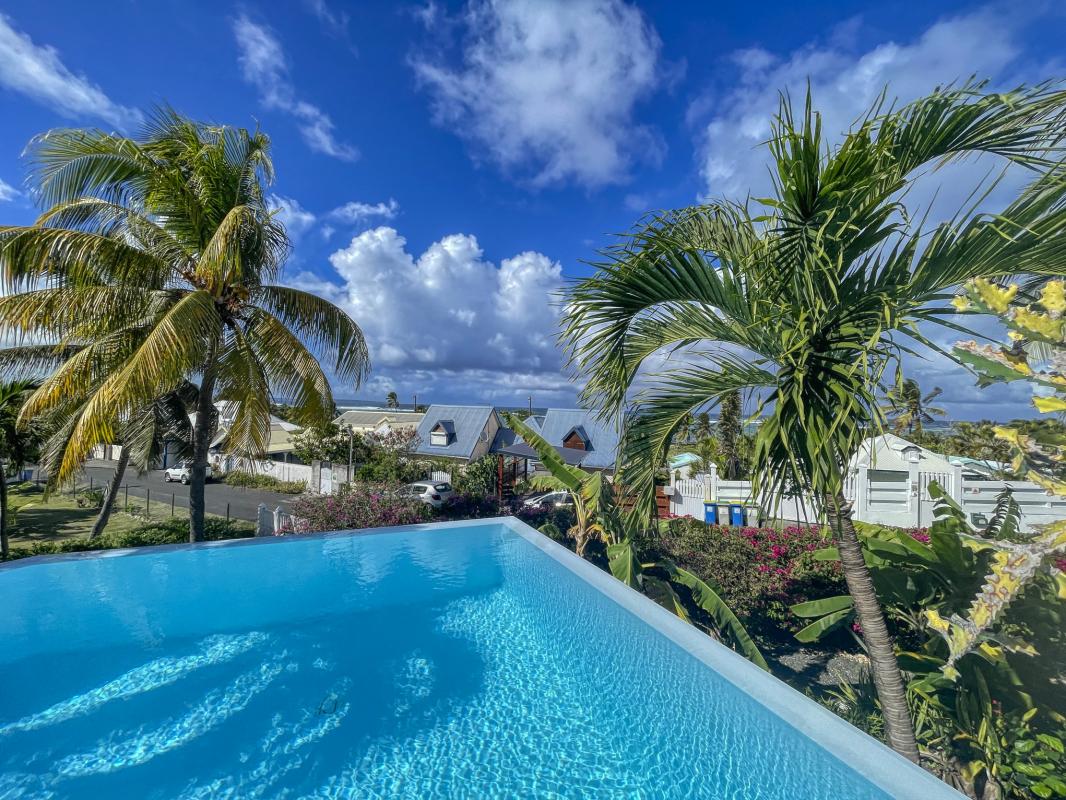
xmin=6 ymin=483 xmax=237 ymax=554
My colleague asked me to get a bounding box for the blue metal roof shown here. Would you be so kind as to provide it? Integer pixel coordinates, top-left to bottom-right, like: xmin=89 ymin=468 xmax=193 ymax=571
xmin=414 ymin=405 xmax=496 ymax=460
xmin=520 ymin=409 xmax=620 ymax=469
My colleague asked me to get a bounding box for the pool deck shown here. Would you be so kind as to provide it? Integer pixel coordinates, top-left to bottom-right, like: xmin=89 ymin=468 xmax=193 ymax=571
xmin=0 ymin=515 xmax=964 ymax=799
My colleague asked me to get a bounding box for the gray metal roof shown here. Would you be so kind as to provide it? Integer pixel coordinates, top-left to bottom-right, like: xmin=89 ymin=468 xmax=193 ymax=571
xmin=529 ymin=409 xmax=621 ymax=469
xmin=414 ymin=405 xmax=496 ymax=460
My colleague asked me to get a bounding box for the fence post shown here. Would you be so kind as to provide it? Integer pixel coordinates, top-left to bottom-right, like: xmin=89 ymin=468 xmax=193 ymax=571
xmin=256 ymin=503 xmax=272 ymax=537
xmin=146 ymin=488 xmax=151 ymax=519
xmin=124 ymin=485 xmax=128 ymax=510
xmin=226 ymin=503 xmax=230 ymax=524
xmin=172 ymin=492 xmax=176 ymax=517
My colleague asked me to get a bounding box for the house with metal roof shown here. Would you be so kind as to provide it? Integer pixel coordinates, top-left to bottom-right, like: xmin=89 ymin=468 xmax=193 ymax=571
xmin=333 ymin=409 xmax=424 ymax=434
xmin=413 ymin=405 xmax=503 ymax=462
xmin=513 ymin=408 xmax=621 ymax=471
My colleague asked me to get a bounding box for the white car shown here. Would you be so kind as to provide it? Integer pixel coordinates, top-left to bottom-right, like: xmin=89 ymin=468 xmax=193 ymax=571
xmin=523 ymin=490 xmax=572 ymax=508
xmin=402 ymin=481 xmax=455 ymax=508
xmin=163 ymin=463 xmax=213 ymax=485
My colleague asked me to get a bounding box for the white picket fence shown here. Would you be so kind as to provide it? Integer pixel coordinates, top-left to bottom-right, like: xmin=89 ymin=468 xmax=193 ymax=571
xmin=668 ymin=464 xmax=1066 ymax=533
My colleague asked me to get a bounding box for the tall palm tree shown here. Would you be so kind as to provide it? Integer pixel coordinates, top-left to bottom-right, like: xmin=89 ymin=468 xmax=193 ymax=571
xmin=386 ymin=391 xmax=399 ymax=409
xmin=562 ymin=84 xmax=1066 ymax=762
xmin=0 ymin=379 xmax=38 ymax=558
xmin=718 ymin=390 xmax=743 ymax=478
xmin=0 ymin=111 xmax=369 ymax=542
xmin=881 ymin=378 xmax=945 ymax=438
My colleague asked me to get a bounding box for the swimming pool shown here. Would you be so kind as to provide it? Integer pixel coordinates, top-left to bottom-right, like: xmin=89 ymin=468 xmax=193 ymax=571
xmin=0 ymin=517 xmax=958 ymax=798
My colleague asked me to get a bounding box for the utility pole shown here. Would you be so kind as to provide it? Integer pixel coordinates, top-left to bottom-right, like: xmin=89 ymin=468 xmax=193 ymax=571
xmin=528 ymin=395 xmax=532 ymax=416
xmin=346 ymin=424 xmax=354 ymax=483
xmin=413 ymin=393 xmax=417 ymax=412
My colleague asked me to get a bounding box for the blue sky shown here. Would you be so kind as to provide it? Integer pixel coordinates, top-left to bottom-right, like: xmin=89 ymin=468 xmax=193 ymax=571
xmin=0 ymin=1 xmax=1063 ymax=419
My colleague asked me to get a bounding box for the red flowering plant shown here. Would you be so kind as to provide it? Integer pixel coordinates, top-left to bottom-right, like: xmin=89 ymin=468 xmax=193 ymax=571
xmin=281 ymin=482 xmax=432 ymax=534
xmin=659 ymin=517 xmax=844 ymax=643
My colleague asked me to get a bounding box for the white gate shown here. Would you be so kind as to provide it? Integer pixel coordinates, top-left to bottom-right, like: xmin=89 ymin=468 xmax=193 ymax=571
xmin=320 ymin=462 xmax=334 ymax=494
xmin=918 ymin=471 xmax=953 ymax=528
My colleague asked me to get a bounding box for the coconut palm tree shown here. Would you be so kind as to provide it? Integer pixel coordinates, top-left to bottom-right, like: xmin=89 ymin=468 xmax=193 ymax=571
xmin=562 ymin=84 xmax=1066 ymax=762
xmin=38 ymin=381 xmax=199 ymax=538
xmin=0 ymin=379 xmax=38 ymax=558
xmin=881 ymin=378 xmax=946 ymax=438
xmin=386 ymin=391 xmax=399 ymax=409
xmin=0 ymin=111 xmax=369 ymax=542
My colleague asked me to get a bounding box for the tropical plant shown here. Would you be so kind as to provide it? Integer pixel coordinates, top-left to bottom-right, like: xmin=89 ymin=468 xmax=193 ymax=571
xmin=386 ymin=391 xmax=399 ymax=409
xmin=562 ymin=83 xmax=1066 ymax=760
xmin=455 ymin=453 xmax=497 ymax=498
xmin=0 ymin=112 xmax=369 ymax=542
xmin=505 ymin=412 xmax=768 ymax=668
xmin=0 ymin=379 xmax=39 ymax=558
xmin=793 ymin=487 xmax=1066 ymax=797
xmin=881 ymin=378 xmax=946 ymax=438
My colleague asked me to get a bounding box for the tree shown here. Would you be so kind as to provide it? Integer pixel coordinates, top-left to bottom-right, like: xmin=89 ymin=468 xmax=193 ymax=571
xmin=0 ymin=112 xmax=369 ymax=542
xmin=40 ymin=381 xmax=199 ymax=538
xmin=562 ymin=84 xmax=1066 ymax=761
xmin=0 ymin=380 xmax=38 ymax=558
xmin=290 ymin=423 xmax=358 ymax=465
xmin=386 ymin=391 xmax=399 ymax=409
xmin=718 ymin=390 xmax=743 ymax=479
xmin=881 ymin=378 xmax=945 ymax=438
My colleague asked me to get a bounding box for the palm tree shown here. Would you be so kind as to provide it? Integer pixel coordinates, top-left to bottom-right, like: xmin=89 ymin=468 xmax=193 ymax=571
xmin=562 ymin=84 xmax=1066 ymax=762
xmin=386 ymin=391 xmax=399 ymax=409
xmin=0 ymin=380 xmax=39 ymax=558
xmin=718 ymin=390 xmax=743 ymax=478
xmin=40 ymin=381 xmax=198 ymax=538
xmin=0 ymin=111 xmax=369 ymax=542
xmin=881 ymin=378 xmax=945 ymax=438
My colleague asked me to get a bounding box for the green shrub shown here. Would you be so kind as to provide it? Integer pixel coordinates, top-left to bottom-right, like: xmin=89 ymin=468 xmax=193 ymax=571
xmin=2 ymin=517 xmax=254 ymax=560
xmin=223 ymin=471 xmax=306 ymax=494
xmin=659 ymin=517 xmax=844 ymax=642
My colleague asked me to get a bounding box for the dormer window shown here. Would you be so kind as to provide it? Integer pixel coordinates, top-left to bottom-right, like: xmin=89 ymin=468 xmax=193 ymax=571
xmin=562 ymin=425 xmax=590 ymax=451
xmin=430 ymin=420 xmax=454 ymax=447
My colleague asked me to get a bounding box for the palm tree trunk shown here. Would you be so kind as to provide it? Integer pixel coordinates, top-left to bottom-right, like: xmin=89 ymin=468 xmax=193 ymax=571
xmin=91 ymin=447 xmax=129 ymax=539
xmin=189 ymin=342 xmax=219 ymax=543
xmin=0 ymin=461 xmax=8 ymax=559
xmin=827 ymin=491 xmax=920 ymax=763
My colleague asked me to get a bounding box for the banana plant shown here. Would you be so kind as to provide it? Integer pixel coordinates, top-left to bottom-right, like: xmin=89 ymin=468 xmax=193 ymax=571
xmin=504 ymin=412 xmax=767 ymax=669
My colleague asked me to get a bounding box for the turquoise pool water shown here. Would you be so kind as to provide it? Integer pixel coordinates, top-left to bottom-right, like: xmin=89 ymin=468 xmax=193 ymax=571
xmin=0 ymin=518 xmax=955 ymax=798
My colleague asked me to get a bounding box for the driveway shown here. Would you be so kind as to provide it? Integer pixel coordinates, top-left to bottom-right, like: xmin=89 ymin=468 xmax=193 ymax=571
xmin=72 ymin=461 xmax=299 ymax=524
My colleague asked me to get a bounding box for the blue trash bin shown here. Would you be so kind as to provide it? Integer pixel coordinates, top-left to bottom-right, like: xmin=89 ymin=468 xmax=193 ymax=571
xmin=728 ymin=504 xmax=744 ymax=526
xmin=703 ymin=502 xmax=719 ymax=525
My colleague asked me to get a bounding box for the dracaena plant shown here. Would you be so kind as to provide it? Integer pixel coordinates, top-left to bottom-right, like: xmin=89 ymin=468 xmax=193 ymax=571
xmin=0 ymin=111 xmax=369 ymax=542
xmin=562 ymin=82 xmax=1066 ymax=761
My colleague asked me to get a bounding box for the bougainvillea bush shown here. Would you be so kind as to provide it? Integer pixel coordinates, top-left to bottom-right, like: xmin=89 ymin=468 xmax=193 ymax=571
xmin=282 ymin=483 xmax=432 ymax=533
xmin=659 ymin=517 xmax=845 ymax=642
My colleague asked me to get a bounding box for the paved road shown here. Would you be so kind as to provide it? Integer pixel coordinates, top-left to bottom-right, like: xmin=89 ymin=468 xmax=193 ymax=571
xmin=72 ymin=461 xmax=297 ymax=523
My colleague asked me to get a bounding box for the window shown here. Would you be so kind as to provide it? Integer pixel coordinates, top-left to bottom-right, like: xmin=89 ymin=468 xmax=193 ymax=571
xmin=430 ymin=420 xmax=454 ymax=447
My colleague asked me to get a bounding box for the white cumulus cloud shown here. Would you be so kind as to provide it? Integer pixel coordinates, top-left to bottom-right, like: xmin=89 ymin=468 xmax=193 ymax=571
xmin=412 ymin=0 xmax=662 ymax=188
xmin=0 ymin=178 xmax=18 ymax=202
xmin=695 ymin=7 xmax=1029 ymax=202
xmin=267 ymin=194 xmax=316 ymax=240
xmin=329 ymin=198 xmax=399 ymax=223
xmin=0 ymin=14 xmax=142 ymax=129
xmin=233 ymin=15 xmax=357 ymax=161
xmin=291 ymin=226 xmax=572 ymax=402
